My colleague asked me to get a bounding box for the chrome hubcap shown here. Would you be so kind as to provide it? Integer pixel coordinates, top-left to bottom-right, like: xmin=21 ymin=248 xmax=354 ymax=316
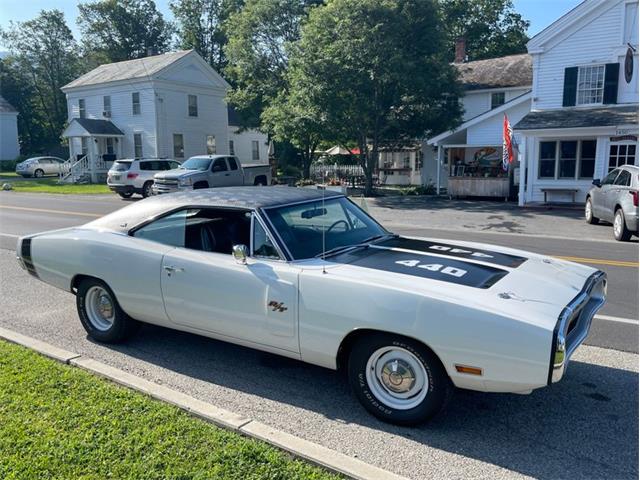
xmin=365 ymin=347 xmax=428 ymax=410
xmin=614 ymin=213 xmax=622 ymax=236
xmin=585 ymin=201 xmax=591 ymax=220
xmin=85 ymin=286 xmax=115 ymax=331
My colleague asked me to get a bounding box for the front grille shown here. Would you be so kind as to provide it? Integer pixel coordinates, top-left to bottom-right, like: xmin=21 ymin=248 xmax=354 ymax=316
xmin=155 ymin=178 xmax=178 ymax=186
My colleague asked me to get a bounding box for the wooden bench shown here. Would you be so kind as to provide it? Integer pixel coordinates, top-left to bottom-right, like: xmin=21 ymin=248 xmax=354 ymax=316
xmin=540 ymin=187 xmax=580 ymax=203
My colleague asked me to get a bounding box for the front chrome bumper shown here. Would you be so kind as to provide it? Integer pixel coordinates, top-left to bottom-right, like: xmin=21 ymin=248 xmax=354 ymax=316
xmin=549 ymin=271 xmax=607 ymax=384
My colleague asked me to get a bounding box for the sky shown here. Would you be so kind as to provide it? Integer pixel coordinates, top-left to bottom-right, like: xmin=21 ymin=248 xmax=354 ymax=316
xmin=0 ymin=0 xmax=584 ymax=49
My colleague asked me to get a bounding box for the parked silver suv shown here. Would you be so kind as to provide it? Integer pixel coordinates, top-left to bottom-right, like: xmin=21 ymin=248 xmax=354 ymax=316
xmin=15 ymin=156 xmax=66 ymax=178
xmin=585 ymin=165 xmax=639 ymax=241
xmin=107 ymin=158 xmax=181 ymax=198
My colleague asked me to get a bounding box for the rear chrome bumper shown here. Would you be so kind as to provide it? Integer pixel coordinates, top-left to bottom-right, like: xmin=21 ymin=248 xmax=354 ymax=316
xmin=549 ymin=271 xmax=607 ymax=384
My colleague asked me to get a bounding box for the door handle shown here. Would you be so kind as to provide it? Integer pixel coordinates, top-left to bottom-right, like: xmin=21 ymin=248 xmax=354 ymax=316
xmin=163 ymin=265 xmax=184 ymax=274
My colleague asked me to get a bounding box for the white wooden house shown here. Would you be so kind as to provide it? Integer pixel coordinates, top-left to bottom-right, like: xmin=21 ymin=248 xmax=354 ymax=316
xmin=0 ymin=95 xmax=19 ymax=162
xmin=60 ymin=50 xmax=268 ymax=182
xmin=515 ymin=0 xmax=639 ymax=205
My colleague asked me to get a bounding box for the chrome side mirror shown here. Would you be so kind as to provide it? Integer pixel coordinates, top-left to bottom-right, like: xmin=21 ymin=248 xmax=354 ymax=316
xmin=232 ymin=244 xmax=249 ymax=265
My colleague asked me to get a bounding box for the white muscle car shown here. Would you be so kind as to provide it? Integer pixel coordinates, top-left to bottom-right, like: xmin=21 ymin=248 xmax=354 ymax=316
xmin=17 ymin=187 xmax=606 ymax=425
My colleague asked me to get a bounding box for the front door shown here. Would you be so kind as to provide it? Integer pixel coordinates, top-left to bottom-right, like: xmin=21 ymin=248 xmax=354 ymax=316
xmin=160 ymin=248 xmax=300 ymax=353
xmin=210 ymin=157 xmax=235 ymax=186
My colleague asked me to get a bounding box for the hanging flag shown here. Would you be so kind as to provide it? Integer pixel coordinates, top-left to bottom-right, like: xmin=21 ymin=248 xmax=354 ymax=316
xmin=502 ymin=114 xmax=514 ymax=172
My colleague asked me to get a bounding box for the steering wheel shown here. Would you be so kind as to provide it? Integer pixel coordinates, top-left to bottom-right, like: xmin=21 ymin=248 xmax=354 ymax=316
xmin=326 ymin=219 xmax=350 ymax=234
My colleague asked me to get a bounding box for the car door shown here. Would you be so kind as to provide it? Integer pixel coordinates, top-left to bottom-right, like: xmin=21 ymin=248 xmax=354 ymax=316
xmin=210 ymin=157 xmax=234 ymax=186
xmin=593 ymin=169 xmax=620 ymax=220
xmin=159 ymin=209 xmax=300 ymax=353
xmin=611 ymin=169 xmax=632 ymax=209
xmin=226 ymin=157 xmax=244 ymax=185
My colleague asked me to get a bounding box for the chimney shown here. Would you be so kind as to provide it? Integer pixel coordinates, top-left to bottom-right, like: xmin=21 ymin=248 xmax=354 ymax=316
xmin=454 ymin=37 xmax=467 ymax=63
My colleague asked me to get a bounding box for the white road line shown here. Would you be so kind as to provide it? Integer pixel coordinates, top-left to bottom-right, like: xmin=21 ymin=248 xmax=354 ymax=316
xmin=594 ymin=314 xmax=639 ymax=325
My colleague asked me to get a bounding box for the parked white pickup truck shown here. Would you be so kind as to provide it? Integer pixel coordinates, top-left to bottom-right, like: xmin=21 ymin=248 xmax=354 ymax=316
xmin=153 ymin=155 xmax=271 ymax=194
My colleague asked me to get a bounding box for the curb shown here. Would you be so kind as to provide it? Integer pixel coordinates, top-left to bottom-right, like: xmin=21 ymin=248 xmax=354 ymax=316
xmin=0 ymin=327 xmax=408 ymax=480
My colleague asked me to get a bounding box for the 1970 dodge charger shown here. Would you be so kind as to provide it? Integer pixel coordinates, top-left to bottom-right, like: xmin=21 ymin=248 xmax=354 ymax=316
xmin=17 ymin=187 xmax=607 ymax=425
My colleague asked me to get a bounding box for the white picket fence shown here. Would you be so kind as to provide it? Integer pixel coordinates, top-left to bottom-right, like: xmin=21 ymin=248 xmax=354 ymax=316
xmin=310 ymin=163 xmax=364 ymax=180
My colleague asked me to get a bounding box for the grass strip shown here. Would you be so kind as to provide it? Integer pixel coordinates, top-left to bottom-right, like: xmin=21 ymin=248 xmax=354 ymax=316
xmin=0 ymin=177 xmax=110 ymax=194
xmin=0 ymin=340 xmax=340 ymax=480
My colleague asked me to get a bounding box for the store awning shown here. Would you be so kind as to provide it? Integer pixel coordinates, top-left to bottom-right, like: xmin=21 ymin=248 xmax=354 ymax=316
xmin=62 ymin=118 xmax=125 ymax=138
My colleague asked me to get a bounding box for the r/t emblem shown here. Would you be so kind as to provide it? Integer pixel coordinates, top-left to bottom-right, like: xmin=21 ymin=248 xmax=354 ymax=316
xmin=268 ymin=300 xmax=288 ymax=312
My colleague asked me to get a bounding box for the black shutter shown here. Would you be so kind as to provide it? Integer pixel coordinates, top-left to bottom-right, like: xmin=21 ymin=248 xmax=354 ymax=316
xmin=562 ymin=67 xmax=578 ymax=107
xmin=603 ymin=63 xmax=619 ymax=104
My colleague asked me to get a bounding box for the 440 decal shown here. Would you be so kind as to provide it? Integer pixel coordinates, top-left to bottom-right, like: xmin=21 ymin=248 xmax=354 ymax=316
xmin=395 ymin=260 xmax=467 ymax=277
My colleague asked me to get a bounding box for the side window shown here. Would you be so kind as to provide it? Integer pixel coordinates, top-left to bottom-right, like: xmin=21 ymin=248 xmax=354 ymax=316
xmin=133 ymin=210 xmax=187 ymax=247
xmin=228 ymin=157 xmax=239 ymax=171
xmin=614 ymin=170 xmax=631 ymax=186
xmin=212 ymin=158 xmax=228 ymax=172
xmin=170 ymin=161 xmax=181 ymax=169
xmin=139 ymin=161 xmax=150 ymax=171
xmin=253 ymin=218 xmax=280 ymax=259
xmin=602 ymin=169 xmax=620 ymax=185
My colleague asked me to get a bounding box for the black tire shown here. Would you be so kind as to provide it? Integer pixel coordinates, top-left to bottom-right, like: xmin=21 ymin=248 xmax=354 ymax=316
xmin=613 ymin=208 xmax=632 ymax=241
xmin=118 ymin=191 xmax=134 ymax=199
xmin=76 ymin=278 xmax=139 ymax=343
xmin=254 ymin=176 xmax=267 ymax=186
xmin=585 ymin=197 xmax=599 ymax=224
xmin=141 ymin=181 xmax=153 ymax=198
xmin=347 ymin=333 xmax=452 ymax=426
xmin=34 ymin=169 xmax=44 ymax=178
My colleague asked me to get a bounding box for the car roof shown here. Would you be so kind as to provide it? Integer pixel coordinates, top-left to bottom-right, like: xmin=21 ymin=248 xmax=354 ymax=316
xmin=86 ymin=187 xmax=344 ymax=233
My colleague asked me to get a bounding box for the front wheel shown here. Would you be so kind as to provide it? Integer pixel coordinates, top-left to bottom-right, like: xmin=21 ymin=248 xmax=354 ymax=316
xmin=348 ymin=333 xmax=452 ymax=425
xmin=76 ymin=278 xmax=139 ymax=343
xmin=613 ymin=209 xmax=632 ymax=241
xmin=34 ymin=169 xmax=44 ymax=178
xmin=118 ymin=191 xmax=133 ymax=199
xmin=141 ymin=181 xmax=153 ymax=198
xmin=585 ymin=198 xmax=599 ymax=224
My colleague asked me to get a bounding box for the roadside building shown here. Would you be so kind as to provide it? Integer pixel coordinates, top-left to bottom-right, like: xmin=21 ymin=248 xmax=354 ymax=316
xmin=0 ymin=95 xmax=19 ymax=161
xmin=515 ymin=0 xmax=639 ymax=205
xmin=60 ymin=50 xmax=267 ymax=182
xmin=425 ymin=44 xmax=532 ymax=197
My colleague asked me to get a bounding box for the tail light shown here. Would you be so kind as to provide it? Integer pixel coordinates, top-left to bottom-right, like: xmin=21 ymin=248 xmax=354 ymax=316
xmin=631 ymin=190 xmax=638 ymax=207
xmin=127 ymin=172 xmax=139 ymax=179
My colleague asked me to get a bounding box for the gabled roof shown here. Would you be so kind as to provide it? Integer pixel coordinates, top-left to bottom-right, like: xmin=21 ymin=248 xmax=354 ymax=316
xmin=0 ymin=95 xmax=17 ymax=113
xmin=63 ymin=50 xmax=193 ymax=90
xmin=427 ymin=91 xmax=532 ymax=145
xmin=514 ymin=105 xmax=639 ymax=131
xmin=62 ymin=118 xmax=125 ymax=137
xmin=455 ymin=54 xmax=532 ymax=90
xmin=527 ymin=0 xmax=614 ymax=53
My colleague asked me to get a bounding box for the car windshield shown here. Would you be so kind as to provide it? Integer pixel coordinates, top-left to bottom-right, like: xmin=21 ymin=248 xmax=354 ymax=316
xmin=181 ymin=157 xmax=212 ymax=171
xmin=264 ymin=197 xmax=389 ymax=260
xmin=111 ymin=161 xmax=132 ymax=172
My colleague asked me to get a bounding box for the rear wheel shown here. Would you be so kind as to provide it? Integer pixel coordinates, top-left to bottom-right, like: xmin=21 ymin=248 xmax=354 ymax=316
xmin=76 ymin=278 xmax=139 ymax=343
xmin=118 ymin=191 xmax=133 ymax=199
xmin=34 ymin=169 xmax=44 ymax=178
xmin=347 ymin=333 xmax=452 ymax=425
xmin=585 ymin=198 xmax=599 ymax=224
xmin=613 ymin=208 xmax=632 ymax=241
xmin=254 ymin=176 xmax=267 ymax=186
xmin=142 ymin=181 xmax=153 ymax=198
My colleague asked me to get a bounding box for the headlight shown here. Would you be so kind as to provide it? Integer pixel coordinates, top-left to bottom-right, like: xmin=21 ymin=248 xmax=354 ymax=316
xmin=178 ymin=177 xmax=192 ymax=187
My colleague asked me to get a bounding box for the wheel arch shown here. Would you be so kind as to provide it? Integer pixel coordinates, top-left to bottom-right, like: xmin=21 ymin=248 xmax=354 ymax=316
xmin=193 ymin=180 xmax=209 ymax=189
xmin=253 ymin=175 xmax=267 ymax=186
xmin=70 ymin=274 xmax=108 ymax=295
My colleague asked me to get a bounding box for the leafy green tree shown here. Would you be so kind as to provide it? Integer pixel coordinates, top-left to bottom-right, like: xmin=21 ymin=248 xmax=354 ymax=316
xmin=288 ymin=0 xmax=462 ymax=195
xmin=78 ymin=0 xmax=173 ymax=62
xmin=223 ymin=0 xmax=320 ymax=128
xmin=0 ymin=10 xmax=81 ymax=153
xmin=171 ymin=0 xmax=243 ymax=71
xmin=440 ymin=0 xmax=530 ymax=61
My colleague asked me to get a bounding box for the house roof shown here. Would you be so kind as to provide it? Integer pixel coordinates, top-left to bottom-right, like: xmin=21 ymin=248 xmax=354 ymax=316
xmin=514 ymin=105 xmax=639 ymax=131
xmin=427 ymin=91 xmax=532 ymax=145
xmin=62 ymin=50 xmax=193 ymax=90
xmin=0 ymin=95 xmax=17 ymax=113
xmin=64 ymin=118 xmax=125 ymax=137
xmin=455 ymin=53 xmax=532 ymax=90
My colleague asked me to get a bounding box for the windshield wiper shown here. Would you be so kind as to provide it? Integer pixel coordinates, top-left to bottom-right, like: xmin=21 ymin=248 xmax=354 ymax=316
xmin=315 ymin=233 xmax=398 ymax=259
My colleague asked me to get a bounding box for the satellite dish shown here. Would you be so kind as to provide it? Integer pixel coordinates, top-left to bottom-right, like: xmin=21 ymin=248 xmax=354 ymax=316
xmin=625 ymin=47 xmax=634 ymax=84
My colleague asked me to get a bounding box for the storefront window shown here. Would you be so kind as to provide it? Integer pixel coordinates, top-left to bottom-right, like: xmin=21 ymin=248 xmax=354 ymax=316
xmin=579 ymin=140 xmax=596 ymax=178
xmin=539 ymin=141 xmax=556 ymax=178
xmin=539 ymin=139 xmax=598 ymax=179
xmin=609 ymin=143 xmax=637 ymax=171
xmin=559 ymin=141 xmax=577 ymax=178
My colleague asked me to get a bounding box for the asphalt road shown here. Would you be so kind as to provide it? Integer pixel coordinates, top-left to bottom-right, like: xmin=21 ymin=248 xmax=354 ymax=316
xmin=0 ymin=191 xmax=638 ymax=479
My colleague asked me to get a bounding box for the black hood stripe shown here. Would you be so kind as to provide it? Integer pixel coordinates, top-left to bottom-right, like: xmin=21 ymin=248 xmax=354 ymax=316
xmin=379 ymin=237 xmax=528 ymax=268
xmin=329 ymin=247 xmax=508 ymax=289
xmin=20 ymin=238 xmax=39 ymax=278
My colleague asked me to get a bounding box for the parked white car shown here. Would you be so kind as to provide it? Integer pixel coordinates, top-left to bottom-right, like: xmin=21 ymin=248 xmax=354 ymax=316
xmin=107 ymin=158 xmax=181 ymax=198
xmin=15 ymin=156 xmax=66 ymax=178
xmin=16 ymin=187 xmax=606 ymax=425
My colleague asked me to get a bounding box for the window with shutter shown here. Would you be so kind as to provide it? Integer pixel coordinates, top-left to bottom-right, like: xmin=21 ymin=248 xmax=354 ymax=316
xmin=562 ymin=67 xmax=578 ymax=107
xmin=602 ymin=63 xmax=619 ymax=104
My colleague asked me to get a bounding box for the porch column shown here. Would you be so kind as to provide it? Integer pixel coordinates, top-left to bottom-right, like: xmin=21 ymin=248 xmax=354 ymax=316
xmin=436 ymin=145 xmax=443 ymax=195
xmin=89 ymin=136 xmax=98 ymax=183
xmin=518 ymin=135 xmax=527 ymax=207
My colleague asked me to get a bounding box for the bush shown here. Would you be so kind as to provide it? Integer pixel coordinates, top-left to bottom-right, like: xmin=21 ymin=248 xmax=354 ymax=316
xmin=0 ymin=160 xmax=18 ymax=172
xmin=295 ymin=178 xmax=316 ymax=187
xmin=398 ymin=183 xmax=436 ymax=196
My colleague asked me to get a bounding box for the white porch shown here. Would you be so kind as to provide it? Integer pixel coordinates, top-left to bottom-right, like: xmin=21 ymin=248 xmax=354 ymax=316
xmin=61 ymin=118 xmax=125 ymax=183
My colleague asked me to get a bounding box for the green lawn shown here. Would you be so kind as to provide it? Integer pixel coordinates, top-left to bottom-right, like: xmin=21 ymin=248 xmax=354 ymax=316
xmin=0 ymin=177 xmax=110 ymax=194
xmin=0 ymin=340 xmax=340 ymax=480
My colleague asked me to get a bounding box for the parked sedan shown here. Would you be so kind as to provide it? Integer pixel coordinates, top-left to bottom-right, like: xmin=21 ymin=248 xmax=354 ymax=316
xmin=17 ymin=187 xmax=606 ymax=425
xmin=15 ymin=156 xmax=66 ymax=178
xmin=107 ymin=158 xmax=181 ymax=198
xmin=585 ymin=165 xmax=639 ymax=241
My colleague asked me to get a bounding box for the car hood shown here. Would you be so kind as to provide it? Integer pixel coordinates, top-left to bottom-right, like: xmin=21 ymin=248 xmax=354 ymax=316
xmin=302 ymin=236 xmax=601 ymax=331
xmin=154 ymin=168 xmax=202 ymax=180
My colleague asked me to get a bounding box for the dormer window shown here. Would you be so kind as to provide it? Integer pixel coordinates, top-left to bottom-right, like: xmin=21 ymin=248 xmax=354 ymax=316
xmin=490 ymin=92 xmax=505 ymax=109
xmin=576 ymin=65 xmax=605 ymax=105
